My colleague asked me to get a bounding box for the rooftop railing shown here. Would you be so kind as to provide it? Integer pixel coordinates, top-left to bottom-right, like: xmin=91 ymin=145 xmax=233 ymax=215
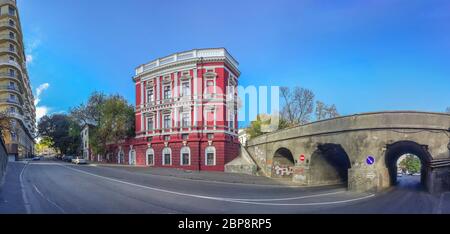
xmin=136 ymin=48 xmax=239 ymax=76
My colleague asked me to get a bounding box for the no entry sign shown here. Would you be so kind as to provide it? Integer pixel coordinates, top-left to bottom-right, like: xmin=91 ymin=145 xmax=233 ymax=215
xmin=300 ymin=155 xmax=306 ymax=162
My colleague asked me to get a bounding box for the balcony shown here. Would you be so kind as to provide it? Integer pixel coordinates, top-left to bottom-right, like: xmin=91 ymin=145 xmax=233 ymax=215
xmin=136 ymin=48 xmax=239 ymax=76
xmin=0 ymin=0 xmax=16 ymax=6
xmin=0 ymin=72 xmax=21 ymax=81
xmin=0 ymin=84 xmax=21 ymax=93
xmin=0 ymin=97 xmax=21 ymax=106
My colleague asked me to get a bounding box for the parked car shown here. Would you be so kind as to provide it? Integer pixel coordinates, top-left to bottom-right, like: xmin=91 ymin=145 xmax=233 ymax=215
xmin=32 ymin=156 xmax=41 ymax=161
xmin=72 ymin=157 xmax=88 ymax=165
xmin=62 ymin=156 xmax=74 ymax=162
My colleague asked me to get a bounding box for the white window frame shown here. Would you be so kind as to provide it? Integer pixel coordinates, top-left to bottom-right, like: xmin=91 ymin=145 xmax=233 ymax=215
xmin=129 ymin=149 xmax=136 ymax=165
xmin=205 ymin=146 xmax=216 ymax=166
xmin=181 ymin=81 xmax=190 ymax=97
xmin=180 ymin=147 xmax=191 ymax=166
xmin=163 ymin=114 xmax=172 ymax=129
xmin=147 ymin=117 xmax=154 ymax=131
xmin=181 ymin=112 xmax=191 ymax=128
xmin=163 ymin=85 xmax=172 ymax=100
xmin=147 ymin=87 xmax=155 ymax=103
xmin=162 ymin=147 xmax=172 ymax=166
xmin=146 ymin=148 xmax=155 ymax=166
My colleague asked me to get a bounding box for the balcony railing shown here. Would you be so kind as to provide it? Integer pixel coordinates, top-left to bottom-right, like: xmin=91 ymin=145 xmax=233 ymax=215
xmin=136 ymin=48 xmax=239 ymax=76
xmin=0 ymin=98 xmax=20 ymax=105
xmin=0 ymin=0 xmax=16 ymax=6
xmin=0 ymin=72 xmax=21 ymax=80
xmin=0 ymin=85 xmax=20 ymax=92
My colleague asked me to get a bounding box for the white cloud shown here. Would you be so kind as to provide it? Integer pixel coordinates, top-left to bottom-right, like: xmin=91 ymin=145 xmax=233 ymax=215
xmin=34 ymin=83 xmax=50 ymax=106
xmin=26 ymin=54 xmax=33 ymax=64
xmin=35 ymin=83 xmax=51 ymax=122
xmin=36 ymin=106 xmax=50 ymax=121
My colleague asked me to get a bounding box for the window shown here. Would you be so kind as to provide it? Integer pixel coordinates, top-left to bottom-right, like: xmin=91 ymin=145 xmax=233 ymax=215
xmin=9 ymin=6 xmax=16 ymax=16
xmin=180 ymin=147 xmax=190 ymax=166
xmin=181 ymin=112 xmax=190 ymax=128
xmin=207 ymin=134 xmax=214 ymax=140
xmin=11 ymin=132 xmax=17 ymax=141
xmin=205 ymin=147 xmax=216 ymax=166
xmin=163 ymin=114 xmax=171 ymax=129
xmin=9 ymin=81 xmax=15 ymax=89
xmin=163 ymin=148 xmax=172 ymax=165
xmin=164 ymin=135 xmax=170 ymax=141
xmin=9 ymin=69 xmax=15 ymax=77
xmin=229 ymin=111 xmax=235 ymax=129
xmin=9 ymin=19 xmax=14 ymax=27
xmin=206 ymin=110 xmax=214 ymax=126
xmin=9 ymin=32 xmax=15 ymax=39
xmin=206 ymin=80 xmax=215 ymax=96
xmin=9 ymin=56 xmax=15 ymax=62
xmin=147 ymin=117 xmax=154 ymax=131
xmin=9 ymin=44 xmax=14 ymax=52
xmin=146 ymin=88 xmax=154 ymax=103
xmin=181 ymin=82 xmax=190 ymax=97
xmin=9 ymin=94 xmax=15 ymax=101
xmin=146 ymin=148 xmax=154 ymax=166
xmin=182 ymin=134 xmax=189 ymax=141
xmin=9 ymin=107 xmax=15 ymax=113
xmin=163 ymin=85 xmax=171 ymax=100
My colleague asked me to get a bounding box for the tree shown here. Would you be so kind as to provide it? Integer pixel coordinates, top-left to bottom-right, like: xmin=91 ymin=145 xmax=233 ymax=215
xmin=399 ymin=155 xmax=421 ymax=174
xmin=315 ymin=101 xmax=340 ymax=121
xmin=38 ymin=114 xmax=81 ymax=155
xmin=247 ymin=114 xmax=290 ymax=139
xmin=90 ymin=95 xmax=135 ymax=156
xmin=280 ymin=87 xmax=315 ymax=126
xmin=70 ymin=91 xmax=107 ymax=125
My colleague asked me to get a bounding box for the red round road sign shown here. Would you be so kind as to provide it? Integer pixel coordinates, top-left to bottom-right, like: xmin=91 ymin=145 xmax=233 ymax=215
xmin=300 ymin=155 xmax=305 ymax=162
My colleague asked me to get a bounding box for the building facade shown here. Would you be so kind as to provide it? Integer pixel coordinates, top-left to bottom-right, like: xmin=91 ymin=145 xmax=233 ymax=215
xmin=0 ymin=0 xmax=35 ymax=158
xmin=100 ymin=48 xmax=241 ymax=171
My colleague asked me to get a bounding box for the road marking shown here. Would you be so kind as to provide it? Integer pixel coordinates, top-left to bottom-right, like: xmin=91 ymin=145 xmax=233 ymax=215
xmin=60 ymin=165 xmax=375 ymax=206
xmin=30 ymin=162 xmax=327 ymax=188
xmin=32 ymin=184 xmax=67 ymax=214
xmin=18 ymin=162 xmax=31 ymax=214
xmin=232 ymin=191 xmax=345 ymax=202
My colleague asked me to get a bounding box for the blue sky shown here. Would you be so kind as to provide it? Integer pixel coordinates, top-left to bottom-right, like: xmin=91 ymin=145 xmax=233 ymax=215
xmin=19 ymin=0 xmax=450 ymax=126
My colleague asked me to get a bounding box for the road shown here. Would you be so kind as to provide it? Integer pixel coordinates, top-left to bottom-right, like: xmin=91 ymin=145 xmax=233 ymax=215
xmin=1 ymin=161 xmax=450 ymax=214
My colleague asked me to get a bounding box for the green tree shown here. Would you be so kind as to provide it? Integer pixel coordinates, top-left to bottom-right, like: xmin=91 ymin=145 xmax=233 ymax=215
xmin=90 ymin=95 xmax=135 ymax=156
xmin=399 ymin=155 xmax=421 ymax=174
xmin=70 ymin=91 xmax=107 ymax=125
xmin=38 ymin=114 xmax=81 ymax=155
xmin=247 ymin=114 xmax=290 ymax=139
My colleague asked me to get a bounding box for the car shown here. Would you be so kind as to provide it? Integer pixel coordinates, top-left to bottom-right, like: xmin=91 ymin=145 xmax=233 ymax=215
xmin=72 ymin=157 xmax=88 ymax=165
xmin=397 ymin=173 xmax=403 ymax=177
xmin=62 ymin=156 xmax=74 ymax=162
xmin=32 ymin=157 xmax=41 ymax=161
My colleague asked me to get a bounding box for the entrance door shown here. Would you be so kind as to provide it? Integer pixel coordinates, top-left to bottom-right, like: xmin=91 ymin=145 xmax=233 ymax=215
xmin=129 ymin=150 xmax=136 ymax=165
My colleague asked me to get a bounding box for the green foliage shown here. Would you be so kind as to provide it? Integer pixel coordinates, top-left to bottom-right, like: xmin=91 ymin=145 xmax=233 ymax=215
xmin=70 ymin=91 xmax=107 ymax=125
xmin=399 ymin=155 xmax=421 ymax=174
xmin=89 ymin=94 xmax=135 ymax=156
xmin=247 ymin=114 xmax=291 ymax=139
xmin=38 ymin=114 xmax=81 ymax=155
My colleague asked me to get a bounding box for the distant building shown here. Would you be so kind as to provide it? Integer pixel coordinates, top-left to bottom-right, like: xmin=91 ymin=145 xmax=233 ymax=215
xmin=99 ymin=48 xmax=241 ymax=171
xmin=0 ymin=0 xmax=36 ymax=159
xmin=81 ymin=123 xmax=95 ymax=160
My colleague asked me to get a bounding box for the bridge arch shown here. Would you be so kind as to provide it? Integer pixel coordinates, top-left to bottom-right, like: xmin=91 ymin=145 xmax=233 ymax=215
xmin=272 ymin=148 xmax=295 ymax=179
xmin=384 ymin=141 xmax=432 ymax=187
xmin=309 ymin=144 xmax=352 ymax=186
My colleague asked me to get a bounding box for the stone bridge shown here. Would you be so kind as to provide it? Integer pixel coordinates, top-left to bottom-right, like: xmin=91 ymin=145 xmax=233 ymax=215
xmin=228 ymin=112 xmax=450 ymax=193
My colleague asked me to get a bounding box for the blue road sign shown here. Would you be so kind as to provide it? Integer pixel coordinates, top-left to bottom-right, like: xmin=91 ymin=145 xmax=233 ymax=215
xmin=366 ymin=156 xmax=375 ymax=165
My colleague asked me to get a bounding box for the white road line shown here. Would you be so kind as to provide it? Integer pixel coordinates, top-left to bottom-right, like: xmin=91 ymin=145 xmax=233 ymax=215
xmin=60 ymin=164 xmax=375 ymax=206
xmin=232 ymin=191 xmax=345 ymax=202
xmin=31 ymin=162 xmax=325 ymax=188
xmin=32 ymin=184 xmax=66 ymax=214
xmin=19 ymin=163 xmax=31 ymax=214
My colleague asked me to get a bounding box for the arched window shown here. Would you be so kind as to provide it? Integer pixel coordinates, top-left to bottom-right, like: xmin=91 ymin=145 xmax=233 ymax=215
xmin=146 ymin=148 xmax=155 ymax=166
xmin=162 ymin=147 xmax=172 ymax=166
xmin=129 ymin=149 xmax=136 ymax=165
xmin=205 ymin=146 xmax=216 ymax=166
xmin=118 ymin=149 xmax=124 ymax=164
xmin=180 ymin=147 xmax=191 ymax=166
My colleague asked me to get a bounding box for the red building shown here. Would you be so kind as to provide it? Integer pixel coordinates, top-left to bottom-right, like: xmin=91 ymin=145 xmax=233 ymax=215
xmin=103 ymin=48 xmax=241 ymax=171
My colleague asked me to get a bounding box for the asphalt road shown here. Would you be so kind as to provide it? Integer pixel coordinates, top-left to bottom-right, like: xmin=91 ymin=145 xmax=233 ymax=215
xmin=1 ymin=161 xmax=450 ymax=214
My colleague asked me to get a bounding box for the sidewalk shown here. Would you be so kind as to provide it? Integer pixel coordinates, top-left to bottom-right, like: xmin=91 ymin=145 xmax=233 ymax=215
xmin=88 ymin=162 xmax=298 ymax=187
